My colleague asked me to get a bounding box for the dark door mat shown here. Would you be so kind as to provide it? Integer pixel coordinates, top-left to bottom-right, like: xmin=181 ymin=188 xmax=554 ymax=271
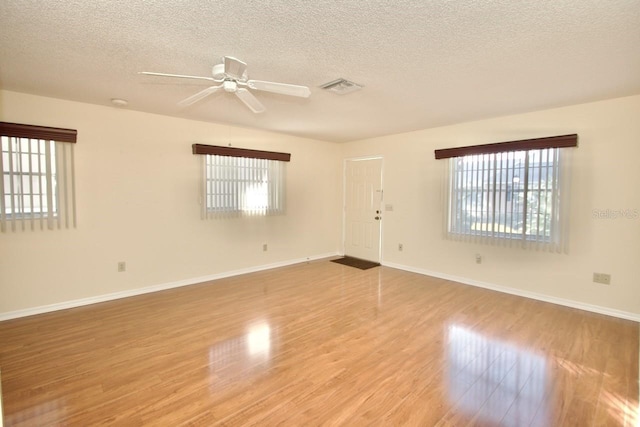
xmin=331 ymin=256 xmax=380 ymax=270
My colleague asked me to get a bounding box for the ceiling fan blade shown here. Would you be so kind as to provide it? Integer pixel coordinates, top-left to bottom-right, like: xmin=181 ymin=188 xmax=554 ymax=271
xmin=224 ymin=56 xmax=248 ymax=80
xmin=235 ymin=88 xmax=266 ymax=113
xmin=139 ymin=71 xmax=218 ymax=82
xmin=246 ymin=80 xmax=311 ymax=98
xmin=178 ymin=85 xmax=222 ymax=107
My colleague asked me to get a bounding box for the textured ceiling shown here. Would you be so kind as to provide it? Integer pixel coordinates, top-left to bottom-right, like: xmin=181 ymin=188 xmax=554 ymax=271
xmin=1 ymin=0 xmax=639 ymax=142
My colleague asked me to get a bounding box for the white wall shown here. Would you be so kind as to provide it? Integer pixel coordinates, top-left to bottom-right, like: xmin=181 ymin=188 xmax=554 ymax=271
xmin=0 ymin=90 xmax=342 ymax=315
xmin=342 ymin=95 xmax=640 ymax=317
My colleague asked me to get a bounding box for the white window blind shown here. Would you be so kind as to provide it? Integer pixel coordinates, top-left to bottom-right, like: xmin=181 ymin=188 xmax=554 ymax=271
xmin=196 ymin=146 xmax=288 ymax=219
xmin=444 ymin=147 xmax=571 ymax=252
xmin=1 ymin=122 xmax=77 ymax=232
xmin=202 ymin=154 xmax=286 ymax=218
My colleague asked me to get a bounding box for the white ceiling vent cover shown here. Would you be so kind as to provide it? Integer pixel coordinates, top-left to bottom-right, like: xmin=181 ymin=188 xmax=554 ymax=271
xmin=320 ymin=78 xmax=363 ymax=95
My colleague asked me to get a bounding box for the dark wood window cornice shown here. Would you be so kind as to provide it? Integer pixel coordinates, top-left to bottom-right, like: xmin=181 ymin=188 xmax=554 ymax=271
xmin=434 ymin=134 xmax=577 ymax=159
xmin=0 ymin=121 xmax=77 ymax=143
xmin=192 ymin=144 xmax=291 ymax=162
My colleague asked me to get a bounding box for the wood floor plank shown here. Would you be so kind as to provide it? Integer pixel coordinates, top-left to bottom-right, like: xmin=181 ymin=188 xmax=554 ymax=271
xmin=0 ymin=260 xmax=637 ymax=426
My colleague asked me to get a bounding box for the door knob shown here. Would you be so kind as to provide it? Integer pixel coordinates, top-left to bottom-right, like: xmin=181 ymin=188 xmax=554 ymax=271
xmin=375 ymin=216 xmax=381 ymax=220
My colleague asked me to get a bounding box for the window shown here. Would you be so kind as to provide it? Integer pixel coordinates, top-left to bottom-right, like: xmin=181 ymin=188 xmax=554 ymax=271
xmin=192 ymin=144 xmax=289 ymax=218
xmin=0 ymin=122 xmax=77 ymax=232
xmin=436 ymin=135 xmax=576 ymax=252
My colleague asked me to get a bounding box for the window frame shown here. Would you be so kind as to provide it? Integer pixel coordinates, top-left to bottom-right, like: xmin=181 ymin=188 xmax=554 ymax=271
xmin=447 ymin=148 xmax=561 ymax=243
xmin=1 ymin=137 xmax=57 ymax=219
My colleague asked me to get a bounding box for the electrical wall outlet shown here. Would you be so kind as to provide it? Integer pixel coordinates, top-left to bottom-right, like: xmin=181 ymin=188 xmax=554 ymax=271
xmin=398 ymin=243 xmax=403 ymax=251
xmin=593 ymin=272 xmax=611 ymax=285
xmin=117 ymin=261 xmax=126 ymax=272
xmin=263 ymin=243 xmax=268 ymax=252
xmin=475 ymin=254 xmax=482 ymax=264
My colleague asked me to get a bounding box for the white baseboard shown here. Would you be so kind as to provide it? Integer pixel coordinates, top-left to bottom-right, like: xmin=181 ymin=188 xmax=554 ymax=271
xmin=0 ymin=252 xmax=339 ymax=322
xmin=4 ymin=254 xmax=637 ymax=324
xmin=382 ymin=261 xmax=640 ymax=323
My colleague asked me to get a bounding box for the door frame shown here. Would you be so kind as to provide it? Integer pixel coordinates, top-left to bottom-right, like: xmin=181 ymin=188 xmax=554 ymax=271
xmin=342 ymin=156 xmax=385 ymax=262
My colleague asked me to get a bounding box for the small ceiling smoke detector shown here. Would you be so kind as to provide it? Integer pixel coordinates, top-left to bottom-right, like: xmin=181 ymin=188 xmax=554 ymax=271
xmin=111 ymin=98 xmax=129 ymax=107
xmin=319 ymin=78 xmax=363 ymax=95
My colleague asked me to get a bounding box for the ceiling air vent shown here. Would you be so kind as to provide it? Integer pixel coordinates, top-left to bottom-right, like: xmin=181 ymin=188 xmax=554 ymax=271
xmin=319 ymin=78 xmax=363 ymax=95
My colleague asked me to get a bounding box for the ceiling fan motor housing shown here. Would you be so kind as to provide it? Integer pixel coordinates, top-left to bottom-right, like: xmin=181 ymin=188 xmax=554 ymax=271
xmin=212 ymin=63 xmax=226 ymax=80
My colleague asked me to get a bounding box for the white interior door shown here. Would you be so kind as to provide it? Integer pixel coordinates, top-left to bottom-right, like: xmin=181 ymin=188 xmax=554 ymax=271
xmin=344 ymin=158 xmax=383 ymax=262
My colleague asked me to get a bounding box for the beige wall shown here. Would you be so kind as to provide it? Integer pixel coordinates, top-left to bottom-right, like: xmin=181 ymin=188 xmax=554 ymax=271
xmin=0 ymin=90 xmax=342 ymax=314
xmin=342 ymin=95 xmax=640 ymax=316
xmin=2 ymin=90 xmax=639 ymax=319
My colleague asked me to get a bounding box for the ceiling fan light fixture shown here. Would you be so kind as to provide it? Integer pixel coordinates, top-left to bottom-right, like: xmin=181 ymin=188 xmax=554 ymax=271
xmin=319 ymin=78 xmax=363 ymax=95
xmin=223 ymin=80 xmax=238 ymax=93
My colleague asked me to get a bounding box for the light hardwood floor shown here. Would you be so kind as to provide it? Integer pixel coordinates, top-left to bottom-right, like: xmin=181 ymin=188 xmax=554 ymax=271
xmin=0 ymin=260 xmax=637 ymax=426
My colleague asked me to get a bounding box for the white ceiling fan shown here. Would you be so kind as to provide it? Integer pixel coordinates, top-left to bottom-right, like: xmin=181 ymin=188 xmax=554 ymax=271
xmin=139 ymin=56 xmax=311 ymax=113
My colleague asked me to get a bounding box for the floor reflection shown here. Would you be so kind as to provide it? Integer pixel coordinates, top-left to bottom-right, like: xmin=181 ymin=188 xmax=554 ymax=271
xmin=246 ymin=322 xmax=271 ymax=358
xmin=447 ymin=325 xmax=547 ymax=425
xmin=4 ymin=399 xmax=66 ymax=426
xmin=208 ymin=321 xmax=274 ymax=390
